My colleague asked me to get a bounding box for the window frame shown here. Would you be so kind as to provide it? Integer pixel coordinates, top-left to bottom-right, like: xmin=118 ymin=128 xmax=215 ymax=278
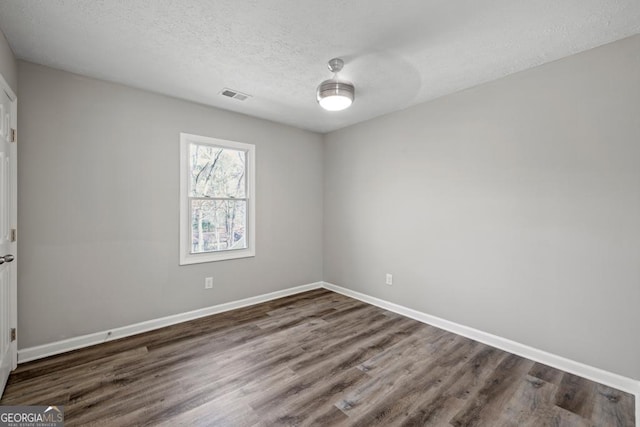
xmin=179 ymin=133 xmax=256 ymax=265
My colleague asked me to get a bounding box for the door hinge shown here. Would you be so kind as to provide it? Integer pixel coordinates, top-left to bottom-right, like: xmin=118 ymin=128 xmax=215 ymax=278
xmin=10 ymin=229 xmax=16 ymax=242
xmin=10 ymin=128 xmax=16 ymax=143
xmin=10 ymin=328 xmax=16 ymax=342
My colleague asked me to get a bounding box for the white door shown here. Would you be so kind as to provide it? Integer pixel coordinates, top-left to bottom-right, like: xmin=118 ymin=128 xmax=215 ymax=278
xmin=0 ymin=76 xmax=17 ymax=397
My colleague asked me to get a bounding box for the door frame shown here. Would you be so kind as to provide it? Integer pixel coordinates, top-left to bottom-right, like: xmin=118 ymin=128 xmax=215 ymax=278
xmin=0 ymin=71 xmax=17 ymax=376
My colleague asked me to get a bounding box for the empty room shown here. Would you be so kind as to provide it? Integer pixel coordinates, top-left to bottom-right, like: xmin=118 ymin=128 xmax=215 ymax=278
xmin=0 ymin=1 xmax=638 ymax=426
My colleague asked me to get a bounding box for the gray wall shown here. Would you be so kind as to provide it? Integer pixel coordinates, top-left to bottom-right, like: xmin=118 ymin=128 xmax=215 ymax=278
xmin=18 ymin=61 xmax=323 ymax=348
xmin=0 ymin=28 xmax=17 ymax=93
xmin=324 ymin=35 xmax=640 ymax=380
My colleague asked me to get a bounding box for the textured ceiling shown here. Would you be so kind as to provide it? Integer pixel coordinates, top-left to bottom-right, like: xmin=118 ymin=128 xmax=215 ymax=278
xmin=0 ymin=1 xmax=639 ymax=133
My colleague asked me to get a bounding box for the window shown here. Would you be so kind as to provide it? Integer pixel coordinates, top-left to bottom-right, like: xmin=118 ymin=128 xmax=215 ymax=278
xmin=180 ymin=133 xmax=255 ymax=264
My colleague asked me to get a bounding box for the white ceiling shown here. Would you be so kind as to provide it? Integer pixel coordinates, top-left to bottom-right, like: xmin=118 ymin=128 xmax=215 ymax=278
xmin=0 ymin=1 xmax=639 ymax=133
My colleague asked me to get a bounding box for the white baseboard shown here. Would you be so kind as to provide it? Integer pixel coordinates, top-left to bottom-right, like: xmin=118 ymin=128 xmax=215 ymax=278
xmin=322 ymin=281 xmax=640 ymax=404
xmin=18 ymin=282 xmax=323 ymax=363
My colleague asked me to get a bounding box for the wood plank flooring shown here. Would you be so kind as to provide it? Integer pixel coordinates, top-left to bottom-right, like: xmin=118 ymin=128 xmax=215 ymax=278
xmin=1 ymin=289 xmax=635 ymax=426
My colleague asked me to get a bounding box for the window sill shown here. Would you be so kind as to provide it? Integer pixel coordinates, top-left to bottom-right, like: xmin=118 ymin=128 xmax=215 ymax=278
xmin=179 ymin=248 xmax=255 ymax=265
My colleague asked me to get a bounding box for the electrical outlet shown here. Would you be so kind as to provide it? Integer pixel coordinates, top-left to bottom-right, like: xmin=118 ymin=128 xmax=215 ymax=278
xmin=385 ymin=273 xmax=393 ymax=286
xmin=205 ymin=277 xmax=213 ymax=289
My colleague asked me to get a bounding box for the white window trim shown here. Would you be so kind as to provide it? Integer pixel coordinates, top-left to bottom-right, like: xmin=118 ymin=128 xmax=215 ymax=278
xmin=179 ymin=133 xmax=256 ymax=265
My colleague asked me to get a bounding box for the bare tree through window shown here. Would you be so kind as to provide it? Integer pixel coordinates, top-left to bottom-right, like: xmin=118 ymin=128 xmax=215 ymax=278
xmin=189 ymin=143 xmax=247 ymax=253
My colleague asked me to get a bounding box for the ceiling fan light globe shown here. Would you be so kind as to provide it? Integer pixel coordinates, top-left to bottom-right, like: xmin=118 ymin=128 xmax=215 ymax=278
xmin=319 ymin=94 xmax=353 ymax=111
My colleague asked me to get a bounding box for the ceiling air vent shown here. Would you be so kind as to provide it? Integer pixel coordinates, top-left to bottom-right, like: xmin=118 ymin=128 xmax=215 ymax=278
xmin=220 ymin=88 xmax=251 ymax=101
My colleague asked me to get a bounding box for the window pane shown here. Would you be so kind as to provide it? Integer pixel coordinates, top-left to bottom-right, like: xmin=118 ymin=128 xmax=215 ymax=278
xmin=191 ymin=199 xmax=247 ymax=253
xmin=190 ymin=143 xmax=246 ymax=198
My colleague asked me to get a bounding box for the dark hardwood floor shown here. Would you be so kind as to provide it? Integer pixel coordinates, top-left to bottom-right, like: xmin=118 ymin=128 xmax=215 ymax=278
xmin=1 ymin=289 xmax=635 ymax=426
